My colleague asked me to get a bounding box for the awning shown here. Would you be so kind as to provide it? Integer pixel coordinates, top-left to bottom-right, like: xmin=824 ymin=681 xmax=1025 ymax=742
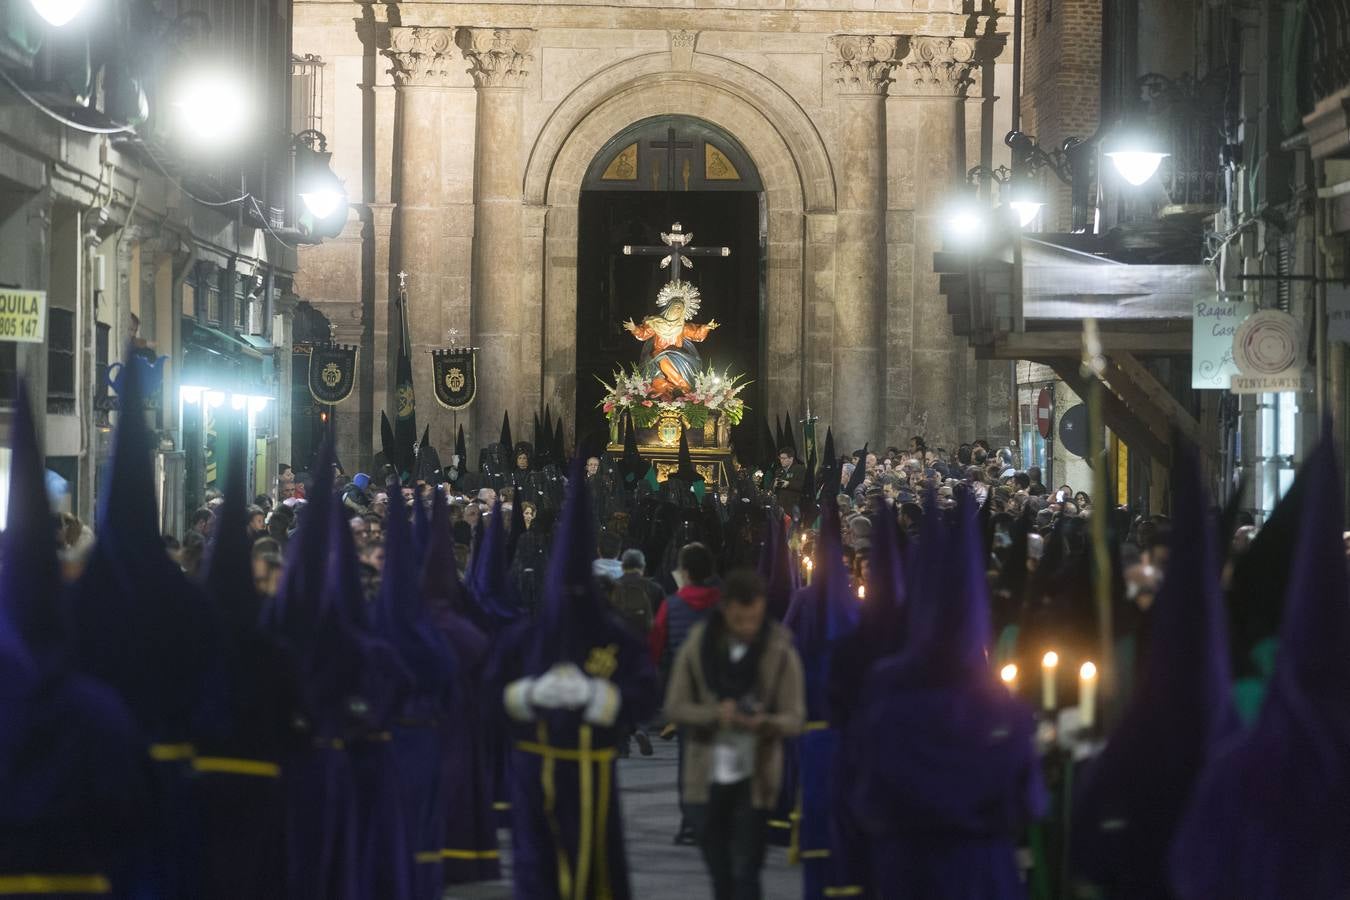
xmin=181 ymin=319 xmax=269 ymax=393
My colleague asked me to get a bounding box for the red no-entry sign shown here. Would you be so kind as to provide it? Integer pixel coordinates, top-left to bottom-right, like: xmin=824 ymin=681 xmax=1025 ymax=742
xmin=1036 ymin=388 xmax=1053 ymax=439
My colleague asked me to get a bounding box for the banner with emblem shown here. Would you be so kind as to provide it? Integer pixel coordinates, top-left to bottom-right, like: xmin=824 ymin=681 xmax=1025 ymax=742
xmin=432 ymin=347 xmax=478 ymax=410
xmin=307 ymin=342 xmax=359 ymax=405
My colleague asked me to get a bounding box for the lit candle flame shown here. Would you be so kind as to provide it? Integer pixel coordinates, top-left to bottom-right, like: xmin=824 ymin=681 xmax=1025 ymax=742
xmin=1000 ymin=663 xmax=1018 ymax=685
xmin=1041 ymin=651 xmax=1059 ymax=711
xmin=1079 ymin=660 xmax=1098 ymax=729
xmin=857 ymin=584 xmax=866 ymax=600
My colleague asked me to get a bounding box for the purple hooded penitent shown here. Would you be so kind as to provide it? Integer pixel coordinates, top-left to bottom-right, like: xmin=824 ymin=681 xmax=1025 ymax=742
xmin=851 ymin=495 xmax=1046 ymax=899
xmin=67 ymin=353 xmax=217 ymax=896
xmin=828 ymin=501 xmax=907 ymax=733
xmin=195 ymin=413 xmax=299 ymax=900
xmin=420 ymin=488 xmax=500 ymax=885
xmin=70 ymin=350 xmax=217 ymax=742
xmin=784 ymin=498 xmax=865 ymax=898
xmin=0 ymin=383 xmax=153 ymax=890
xmin=1170 ymin=431 xmax=1350 ymax=900
xmin=376 ymin=477 xmax=456 ymax=900
xmin=484 ymin=458 xmax=660 ymax=899
xmin=468 ymin=499 xmax=520 ymax=634
xmin=1071 ymin=447 xmax=1238 ymax=899
xmin=323 ymin=468 xmax=414 ymax=900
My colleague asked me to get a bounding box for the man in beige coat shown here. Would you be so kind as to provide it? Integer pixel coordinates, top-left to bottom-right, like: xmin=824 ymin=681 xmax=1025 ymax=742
xmin=664 ymin=569 xmax=806 ymax=900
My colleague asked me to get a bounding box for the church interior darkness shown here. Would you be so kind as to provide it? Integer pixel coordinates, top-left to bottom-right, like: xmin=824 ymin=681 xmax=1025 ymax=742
xmin=575 ymin=190 xmax=763 ymax=455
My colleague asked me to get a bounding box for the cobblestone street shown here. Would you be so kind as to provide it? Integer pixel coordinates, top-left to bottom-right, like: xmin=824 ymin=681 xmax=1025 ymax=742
xmin=447 ymin=736 xmax=800 ymax=899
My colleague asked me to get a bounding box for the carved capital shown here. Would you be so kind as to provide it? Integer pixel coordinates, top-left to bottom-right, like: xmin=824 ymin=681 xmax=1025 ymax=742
xmin=894 ymin=36 xmax=978 ymax=98
xmin=828 ymin=34 xmax=900 ymax=96
xmin=386 ymin=27 xmax=458 ymax=88
xmin=456 ymin=27 xmax=535 ymax=89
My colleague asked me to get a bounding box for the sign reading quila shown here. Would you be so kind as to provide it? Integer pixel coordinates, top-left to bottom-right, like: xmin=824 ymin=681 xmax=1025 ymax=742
xmin=1191 ymin=294 xmax=1253 ymax=389
xmin=0 ymin=290 xmax=46 ymax=343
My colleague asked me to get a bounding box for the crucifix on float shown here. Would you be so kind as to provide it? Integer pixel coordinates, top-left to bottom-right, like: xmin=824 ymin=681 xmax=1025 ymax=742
xmin=622 ymin=222 xmax=731 ymax=284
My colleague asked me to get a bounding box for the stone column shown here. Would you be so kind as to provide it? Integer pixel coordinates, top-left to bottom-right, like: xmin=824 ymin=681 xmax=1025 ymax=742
xmin=888 ymin=36 xmax=979 ymax=449
xmin=828 ymin=35 xmax=898 ymax=450
xmin=386 ymin=27 xmax=460 ymax=440
xmin=458 ymin=26 xmax=534 ymax=443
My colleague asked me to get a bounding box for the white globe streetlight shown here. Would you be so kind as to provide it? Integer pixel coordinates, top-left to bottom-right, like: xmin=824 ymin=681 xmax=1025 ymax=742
xmin=172 ymin=70 xmax=252 ymax=150
xmin=300 ymin=188 xmax=343 ymax=220
xmin=29 ymin=0 xmax=89 ymax=27
xmin=1106 ymin=149 xmax=1169 ymax=187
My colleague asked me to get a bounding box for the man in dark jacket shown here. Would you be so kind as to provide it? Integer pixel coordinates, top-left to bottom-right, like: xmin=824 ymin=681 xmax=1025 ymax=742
xmin=772 ymin=448 xmax=806 ymax=516
xmin=611 ymin=548 xmax=663 ymax=639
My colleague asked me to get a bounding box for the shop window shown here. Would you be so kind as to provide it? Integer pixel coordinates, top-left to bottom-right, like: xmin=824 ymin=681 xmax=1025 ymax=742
xmin=47 ymin=307 xmax=76 ymax=414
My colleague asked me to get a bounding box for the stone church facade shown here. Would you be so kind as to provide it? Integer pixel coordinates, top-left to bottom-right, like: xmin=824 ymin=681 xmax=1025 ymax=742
xmin=294 ymin=1 xmax=1015 ymax=464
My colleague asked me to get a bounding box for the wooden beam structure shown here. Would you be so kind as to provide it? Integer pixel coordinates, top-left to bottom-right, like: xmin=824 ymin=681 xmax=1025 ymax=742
xmin=989 ymin=329 xmax=1191 ymax=359
xmin=1044 ymin=360 xmax=1171 ymax=465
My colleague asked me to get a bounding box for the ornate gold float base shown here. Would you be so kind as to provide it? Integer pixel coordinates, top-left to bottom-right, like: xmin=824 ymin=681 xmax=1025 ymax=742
xmin=605 ymin=442 xmax=734 ymax=489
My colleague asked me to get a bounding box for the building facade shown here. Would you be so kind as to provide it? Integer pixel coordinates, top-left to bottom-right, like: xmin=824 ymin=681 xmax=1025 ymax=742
xmin=0 ymin=0 xmax=302 ymax=534
xmin=293 ymin=0 xmax=1023 ymax=466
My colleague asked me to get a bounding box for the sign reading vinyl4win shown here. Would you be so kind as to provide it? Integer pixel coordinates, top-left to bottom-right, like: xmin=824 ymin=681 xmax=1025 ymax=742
xmin=307 ymin=342 xmax=359 ymax=405
xmin=0 ymin=290 xmax=46 ymax=343
xmin=432 ymin=347 xmax=477 ymax=410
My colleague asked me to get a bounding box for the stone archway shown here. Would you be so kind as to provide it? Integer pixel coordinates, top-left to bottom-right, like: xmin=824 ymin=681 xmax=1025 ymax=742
xmin=520 ymin=51 xmax=838 ymax=429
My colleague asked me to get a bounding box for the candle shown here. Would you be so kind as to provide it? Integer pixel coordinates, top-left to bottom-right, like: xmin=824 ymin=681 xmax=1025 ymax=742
xmin=1079 ymin=661 xmax=1098 ymax=729
xmin=803 ymin=557 xmax=814 ymax=585
xmin=857 ymin=584 xmax=866 ymax=601
xmin=1041 ymin=651 xmax=1059 ymax=711
xmin=1000 ymin=663 xmax=1018 ymax=691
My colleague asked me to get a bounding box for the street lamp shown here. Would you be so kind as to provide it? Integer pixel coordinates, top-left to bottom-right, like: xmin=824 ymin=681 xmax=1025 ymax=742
xmin=1105 ymin=145 xmax=1169 ymax=186
xmin=29 ymin=0 xmax=89 ymax=27
xmin=293 ymin=129 xmax=348 ymax=240
xmin=944 ymin=197 xmax=990 ymax=245
xmin=171 ymin=68 xmax=252 ymax=150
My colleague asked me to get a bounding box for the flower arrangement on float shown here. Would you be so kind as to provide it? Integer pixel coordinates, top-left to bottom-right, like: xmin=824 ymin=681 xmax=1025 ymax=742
xmin=597 ymin=364 xmax=750 ymax=430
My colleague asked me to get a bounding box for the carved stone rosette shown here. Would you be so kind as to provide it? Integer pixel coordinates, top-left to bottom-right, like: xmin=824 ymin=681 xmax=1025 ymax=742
xmin=827 ymin=34 xmax=901 ymax=96
xmin=386 ymin=27 xmax=458 ymax=88
xmin=894 ymin=36 xmax=978 ymax=98
xmin=456 ymin=27 xmax=535 ymax=89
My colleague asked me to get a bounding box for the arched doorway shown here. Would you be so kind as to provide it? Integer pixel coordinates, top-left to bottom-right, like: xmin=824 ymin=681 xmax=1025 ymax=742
xmin=574 ymin=115 xmax=765 ymax=451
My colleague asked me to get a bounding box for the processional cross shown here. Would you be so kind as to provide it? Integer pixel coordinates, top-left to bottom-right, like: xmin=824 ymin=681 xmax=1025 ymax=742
xmin=622 ymin=222 xmax=730 ymax=284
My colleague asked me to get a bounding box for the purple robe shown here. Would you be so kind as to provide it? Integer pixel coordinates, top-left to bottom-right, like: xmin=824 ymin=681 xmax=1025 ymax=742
xmin=850 ymin=496 xmax=1046 ymax=899
xmin=486 ymin=617 xmax=660 ymax=900
xmin=0 ymin=384 xmax=155 ymax=896
xmin=484 ymin=460 xmax=661 ymax=899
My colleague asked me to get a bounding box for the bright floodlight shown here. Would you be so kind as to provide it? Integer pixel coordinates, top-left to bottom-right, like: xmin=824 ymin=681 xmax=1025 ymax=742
xmin=173 ymin=71 xmax=251 ymax=149
xmin=1106 ymin=150 xmax=1169 ymax=187
xmin=1009 ymin=200 xmax=1044 ymax=229
xmin=30 ymin=0 xmax=88 ymax=27
xmin=944 ymin=201 xmax=988 ymax=245
xmin=301 ymin=188 xmax=343 ymax=220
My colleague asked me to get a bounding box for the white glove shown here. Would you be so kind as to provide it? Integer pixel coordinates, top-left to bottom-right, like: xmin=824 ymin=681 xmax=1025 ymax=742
xmin=584 ymin=679 xmax=622 ymax=727
xmin=504 ymin=678 xmax=535 ymax=722
xmin=529 ymin=671 xmax=571 ymax=710
xmin=550 ymin=665 xmax=595 ymax=711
